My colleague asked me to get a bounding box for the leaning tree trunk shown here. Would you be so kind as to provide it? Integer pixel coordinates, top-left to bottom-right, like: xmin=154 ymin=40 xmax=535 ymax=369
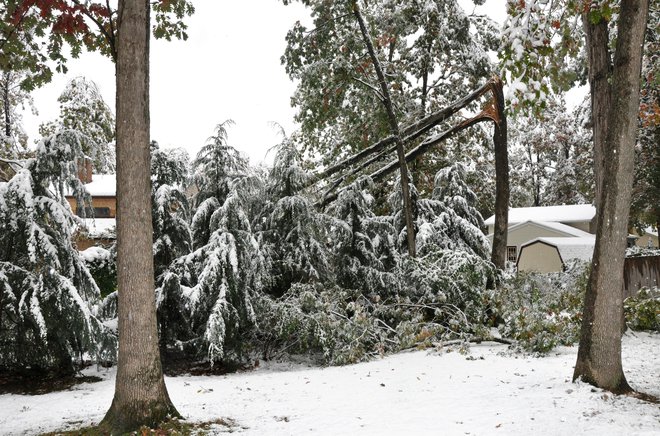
xmin=573 ymin=0 xmax=649 ymax=393
xmin=100 ymin=0 xmax=179 ymax=432
xmin=353 ymin=1 xmax=417 ymax=257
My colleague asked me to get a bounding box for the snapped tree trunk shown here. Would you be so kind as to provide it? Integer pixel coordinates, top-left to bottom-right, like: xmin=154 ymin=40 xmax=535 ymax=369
xmin=100 ymin=0 xmax=179 ymax=432
xmin=491 ymin=78 xmax=509 ymax=271
xmin=353 ymin=1 xmax=417 ymax=257
xmin=573 ymin=0 xmax=649 ymax=393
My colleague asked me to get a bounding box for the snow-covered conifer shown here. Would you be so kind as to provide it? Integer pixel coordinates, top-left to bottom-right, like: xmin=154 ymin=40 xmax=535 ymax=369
xmin=415 ymin=163 xmax=490 ymax=259
xmin=0 ymin=131 xmax=115 ymax=373
xmin=192 ymin=120 xmax=248 ymax=208
xmin=0 ymin=70 xmax=33 ymax=182
xmin=155 ymin=124 xmax=266 ymax=363
xmin=327 ymin=177 xmax=399 ymax=295
xmin=260 ymin=139 xmax=333 ymax=296
xmin=150 ymin=141 xmax=192 ymax=282
xmin=153 ymin=185 xmax=192 ymax=281
xmin=39 ymin=77 xmax=116 ymax=174
xmin=151 ymin=141 xmax=190 ymax=191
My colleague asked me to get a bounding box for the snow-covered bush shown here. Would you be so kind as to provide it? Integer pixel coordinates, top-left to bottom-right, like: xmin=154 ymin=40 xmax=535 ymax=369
xmin=624 ymin=287 xmax=660 ymax=332
xmin=399 ymin=249 xmax=494 ymax=334
xmin=253 ymin=284 xmax=392 ymax=365
xmin=253 ymin=250 xmax=494 ymax=365
xmin=0 ymin=131 xmax=116 ymax=374
xmin=626 ymin=246 xmax=660 ymax=258
xmin=492 ymin=261 xmax=589 ymax=353
xmin=80 ymin=246 xmax=116 ymax=298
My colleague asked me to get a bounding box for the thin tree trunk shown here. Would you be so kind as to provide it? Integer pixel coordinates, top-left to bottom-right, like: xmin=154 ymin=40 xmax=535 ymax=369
xmin=100 ymin=0 xmax=179 ymax=432
xmin=573 ymin=0 xmax=649 ymax=393
xmin=491 ymin=78 xmax=509 ymax=270
xmin=3 ymin=75 xmax=10 ymax=139
xmin=353 ymin=1 xmax=416 ymax=256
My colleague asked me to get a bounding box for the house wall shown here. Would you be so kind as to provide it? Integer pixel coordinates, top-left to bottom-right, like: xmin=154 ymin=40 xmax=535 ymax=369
xmin=517 ymin=243 xmax=563 ymax=273
xmin=635 ymin=233 xmax=658 ymax=248
xmin=507 ymin=224 xmax=570 ymax=250
xmin=488 ymin=222 xmax=576 ymax=260
xmin=73 ymin=235 xmax=114 ymax=251
xmin=67 ymin=195 xmax=117 ymax=250
xmin=66 ymin=196 xmax=117 ymax=218
xmin=563 ymin=221 xmax=591 ymax=233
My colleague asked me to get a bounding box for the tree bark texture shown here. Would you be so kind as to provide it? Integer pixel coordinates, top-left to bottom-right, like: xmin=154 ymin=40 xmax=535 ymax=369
xmin=100 ymin=0 xmax=179 ymax=432
xmin=573 ymin=0 xmax=649 ymax=393
xmin=353 ymin=1 xmax=417 ymax=257
xmin=582 ymin=13 xmax=611 ymax=210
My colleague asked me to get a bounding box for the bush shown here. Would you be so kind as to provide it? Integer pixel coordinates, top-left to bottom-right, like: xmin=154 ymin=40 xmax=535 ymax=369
xmin=251 ymin=249 xmax=494 ymax=365
xmin=491 ymin=260 xmax=589 ymax=353
xmin=624 ymin=287 xmax=660 ymax=332
xmin=80 ymin=246 xmax=116 ymax=298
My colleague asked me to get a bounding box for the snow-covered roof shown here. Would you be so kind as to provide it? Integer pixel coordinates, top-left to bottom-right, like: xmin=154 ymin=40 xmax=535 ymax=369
xmin=65 ymin=174 xmax=116 ymax=197
xmin=83 ymin=174 xmax=115 ymax=196
xmin=644 ymin=226 xmax=658 ymax=237
xmin=484 ymin=204 xmax=595 ymax=226
xmin=522 ymin=236 xmax=595 ymax=263
xmin=77 ymin=218 xmax=116 ymax=239
xmin=487 ymin=220 xmax=593 ymax=240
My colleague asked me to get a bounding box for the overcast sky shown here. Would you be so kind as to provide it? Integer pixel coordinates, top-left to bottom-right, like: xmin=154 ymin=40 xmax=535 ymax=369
xmin=22 ymin=0 xmax=512 ymax=166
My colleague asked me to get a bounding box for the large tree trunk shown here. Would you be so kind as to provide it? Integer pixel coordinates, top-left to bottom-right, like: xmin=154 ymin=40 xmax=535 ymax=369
xmin=573 ymin=0 xmax=649 ymax=393
xmin=353 ymin=1 xmax=417 ymax=257
xmin=100 ymin=0 xmax=179 ymax=432
xmin=582 ymin=13 xmax=612 ymax=210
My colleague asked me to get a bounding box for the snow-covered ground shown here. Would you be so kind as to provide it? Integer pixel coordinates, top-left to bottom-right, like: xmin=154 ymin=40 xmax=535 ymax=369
xmin=1 ymin=332 xmax=658 ymax=436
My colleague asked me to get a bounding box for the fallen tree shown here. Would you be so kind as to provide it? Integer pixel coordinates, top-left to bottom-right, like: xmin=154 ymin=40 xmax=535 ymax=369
xmin=310 ymin=77 xmax=509 ymax=269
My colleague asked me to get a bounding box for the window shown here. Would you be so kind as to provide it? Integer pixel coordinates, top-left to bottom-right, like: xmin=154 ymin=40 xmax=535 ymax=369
xmin=507 ymin=246 xmax=517 ymax=263
xmin=93 ymin=207 xmax=111 ymax=218
xmin=76 ymin=206 xmax=111 ymax=218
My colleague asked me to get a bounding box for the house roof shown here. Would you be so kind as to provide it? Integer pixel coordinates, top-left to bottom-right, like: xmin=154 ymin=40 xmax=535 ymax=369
xmin=65 ymin=174 xmax=116 ymax=197
xmin=521 ymin=236 xmax=595 ymax=263
xmin=486 ymin=220 xmax=593 ymax=241
xmin=484 ymin=204 xmax=596 ymax=226
xmin=77 ymin=218 xmax=116 ymax=239
xmin=82 ymin=174 xmax=116 ymax=196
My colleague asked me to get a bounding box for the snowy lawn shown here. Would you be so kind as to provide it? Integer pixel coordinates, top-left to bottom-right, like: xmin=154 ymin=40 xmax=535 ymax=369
xmin=1 ymin=332 xmax=658 ymax=436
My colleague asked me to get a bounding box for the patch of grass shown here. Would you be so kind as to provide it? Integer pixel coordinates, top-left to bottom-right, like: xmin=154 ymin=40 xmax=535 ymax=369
xmin=0 ymin=371 xmax=103 ymax=395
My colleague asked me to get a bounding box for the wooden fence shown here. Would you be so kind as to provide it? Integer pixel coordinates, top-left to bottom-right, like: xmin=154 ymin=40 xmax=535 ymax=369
xmin=623 ymin=255 xmax=660 ymax=299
